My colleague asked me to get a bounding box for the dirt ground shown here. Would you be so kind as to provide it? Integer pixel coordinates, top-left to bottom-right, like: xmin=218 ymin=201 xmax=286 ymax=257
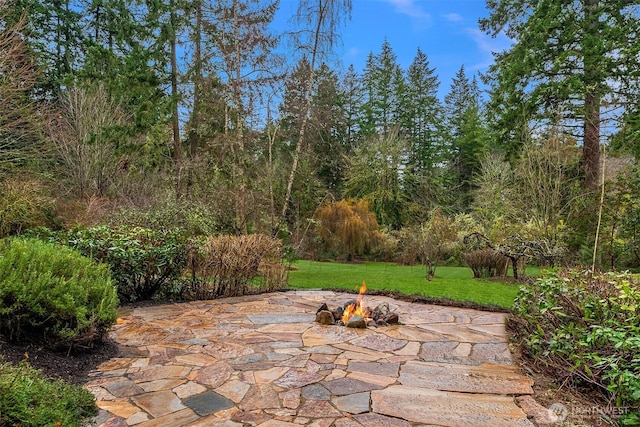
xmin=0 ymin=336 xmax=119 ymax=385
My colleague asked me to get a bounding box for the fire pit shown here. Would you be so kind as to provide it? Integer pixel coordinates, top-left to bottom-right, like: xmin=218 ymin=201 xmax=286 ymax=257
xmin=315 ymin=282 xmax=399 ymax=328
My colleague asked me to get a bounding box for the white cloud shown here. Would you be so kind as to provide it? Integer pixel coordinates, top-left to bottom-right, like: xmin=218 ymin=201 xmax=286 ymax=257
xmin=465 ymin=27 xmax=513 ymax=71
xmin=381 ymin=0 xmax=432 ymax=22
xmin=443 ymin=13 xmax=463 ymax=22
xmin=345 ymin=47 xmax=361 ymax=59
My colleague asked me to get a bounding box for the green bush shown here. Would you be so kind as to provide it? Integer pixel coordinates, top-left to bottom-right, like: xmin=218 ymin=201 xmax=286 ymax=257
xmin=45 ymin=226 xmax=190 ymax=302
xmin=0 ymin=238 xmax=118 ymax=350
xmin=0 ymin=359 xmax=97 ymax=427
xmin=512 ymin=269 xmax=640 ymax=424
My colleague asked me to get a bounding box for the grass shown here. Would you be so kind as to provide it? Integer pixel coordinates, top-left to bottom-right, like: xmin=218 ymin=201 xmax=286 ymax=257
xmin=287 ymin=260 xmax=536 ymax=309
xmin=0 ymin=360 xmax=97 ymax=427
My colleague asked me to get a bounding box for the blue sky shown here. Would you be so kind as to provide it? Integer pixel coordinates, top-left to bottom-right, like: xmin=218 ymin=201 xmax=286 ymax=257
xmin=276 ymin=0 xmax=512 ymax=99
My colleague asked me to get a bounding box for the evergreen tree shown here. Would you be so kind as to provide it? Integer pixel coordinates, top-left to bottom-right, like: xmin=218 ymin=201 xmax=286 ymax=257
xmin=77 ymin=0 xmax=177 ymax=175
xmin=403 ymin=47 xmax=443 ymax=173
xmin=13 ymin=0 xmax=84 ymax=94
xmin=360 ymin=39 xmax=404 ymax=136
xmin=480 ymin=0 xmax=640 ymax=189
xmin=344 ymin=131 xmax=411 ymax=229
xmin=444 ymin=66 xmax=488 ymax=211
xmin=310 ymin=63 xmax=348 ymax=192
xmin=341 ymin=64 xmax=363 ymax=149
xmin=445 ymin=66 xmax=480 ymax=138
xmin=358 ymin=52 xmax=377 ymax=138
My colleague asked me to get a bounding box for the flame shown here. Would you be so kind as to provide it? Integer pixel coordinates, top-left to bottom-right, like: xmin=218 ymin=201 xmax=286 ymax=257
xmin=342 ymin=281 xmax=369 ymax=324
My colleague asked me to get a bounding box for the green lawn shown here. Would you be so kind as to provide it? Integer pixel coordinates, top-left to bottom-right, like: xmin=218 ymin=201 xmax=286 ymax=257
xmin=287 ymin=260 xmax=529 ymax=309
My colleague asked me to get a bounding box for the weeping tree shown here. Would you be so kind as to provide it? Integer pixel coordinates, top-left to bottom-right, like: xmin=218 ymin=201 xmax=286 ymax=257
xmin=480 ymin=0 xmax=640 ymax=190
xmin=314 ymin=198 xmax=380 ymax=261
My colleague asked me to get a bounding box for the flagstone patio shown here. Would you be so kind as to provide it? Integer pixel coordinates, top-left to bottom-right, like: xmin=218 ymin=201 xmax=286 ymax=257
xmin=86 ymin=290 xmax=542 ymax=426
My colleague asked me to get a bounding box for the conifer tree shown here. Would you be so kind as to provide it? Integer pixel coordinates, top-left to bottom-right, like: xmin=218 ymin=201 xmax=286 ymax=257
xmin=341 ymin=64 xmax=363 ymax=148
xmin=444 ymin=66 xmax=488 ymax=211
xmin=403 ymin=47 xmax=443 ymax=173
xmin=13 ymin=0 xmax=84 ymax=94
xmin=360 ymin=39 xmax=404 ymax=136
xmin=480 ymin=0 xmax=640 ymax=189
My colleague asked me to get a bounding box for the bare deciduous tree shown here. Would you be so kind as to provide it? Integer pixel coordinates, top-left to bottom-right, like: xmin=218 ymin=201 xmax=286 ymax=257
xmin=49 ymin=84 xmax=129 ymax=197
xmin=206 ymin=0 xmax=282 ymax=234
xmin=0 ymin=6 xmax=47 ymax=169
xmin=276 ymin=0 xmax=352 ymax=236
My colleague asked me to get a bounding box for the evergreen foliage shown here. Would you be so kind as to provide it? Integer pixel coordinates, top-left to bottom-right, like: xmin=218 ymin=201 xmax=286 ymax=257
xmin=480 ymin=0 xmax=640 ymax=188
xmin=443 ymin=67 xmax=489 ymax=211
xmin=343 ymin=131 xmax=410 ymax=228
xmin=0 ymin=238 xmax=118 ymax=350
xmin=0 ymin=360 xmax=97 ymax=427
xmin=30 ymin=226 xmax=189 ymax=302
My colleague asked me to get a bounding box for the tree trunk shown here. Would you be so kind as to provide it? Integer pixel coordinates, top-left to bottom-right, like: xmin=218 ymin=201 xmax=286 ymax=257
xmin=232 ymin=0 xmax=247 ymax=235
xmin=190 ymin=0 xmax=202 ymax=162
xmin=170 ymin=4 xmax=182 ymax=198
xmin=275 ymin=0 xmax=328 ymax=237
xmin=510 ymin=256 xmax=519 ymax=280
xmin=582 ymin=0 xmax=601 ymax=191
xmin=186 ymin=0 xmax=203 ymax=197
xmin=583 ymin=91 xmax=601 ymax=190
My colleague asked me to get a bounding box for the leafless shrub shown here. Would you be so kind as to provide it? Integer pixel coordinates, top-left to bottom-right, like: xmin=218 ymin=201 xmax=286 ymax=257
xmin=462 ymin=249 xmax=509 ymax=278
xmin=188 ymin=234 xmax=287 ymax=299
xmin=0 ymin=175 xmax=55 ymax=237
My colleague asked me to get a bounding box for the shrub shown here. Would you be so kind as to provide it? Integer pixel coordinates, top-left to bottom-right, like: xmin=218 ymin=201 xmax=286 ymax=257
xmin=394 ymin=209 xmax=458 ymax=279
xmin=27 ymin=226 xmax=190 ymax=302
xmin=0 ymin=238 xmax=118 ymax=350
xmin=187 ymin=234 xmax=287 ymax=299
xmin=109 ymin=198 xmax=221 ymax=237
xmin=512 ymin=270 xmax=640 ymax=424
xmin=64 ymin=226 xmax=189 ymax=302
xmin=371 ymin=229 xmax=399 ymax=262
xmin=0 ymin=176 xmax=56 ymax=237
xmin=0 ymin=359 xmax=97 ymax=427
xmin=462 ymin=249 xmax=509 ymax=278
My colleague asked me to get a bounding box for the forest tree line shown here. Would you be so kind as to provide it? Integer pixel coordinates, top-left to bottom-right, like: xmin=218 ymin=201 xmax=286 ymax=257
xmin=2 ymin=0 xmax=640 ymax=270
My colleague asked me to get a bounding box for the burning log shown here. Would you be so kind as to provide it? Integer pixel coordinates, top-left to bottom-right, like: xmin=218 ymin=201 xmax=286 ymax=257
xmin=314 ymin=282 xmax=399 ymax=328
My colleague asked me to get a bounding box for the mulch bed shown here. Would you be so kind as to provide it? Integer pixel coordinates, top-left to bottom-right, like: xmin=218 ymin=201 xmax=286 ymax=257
xmin=0 ymin=337 xmax=120 ymax=385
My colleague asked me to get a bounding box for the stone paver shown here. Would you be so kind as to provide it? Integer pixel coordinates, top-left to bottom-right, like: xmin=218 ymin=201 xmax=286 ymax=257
xmin=398 ymin=360 xmax=534 ymax=395
xmin=86 ymin=291 xmax=540 ymax=426
xmin=372 ymin=386 xmax=533 ymax=427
